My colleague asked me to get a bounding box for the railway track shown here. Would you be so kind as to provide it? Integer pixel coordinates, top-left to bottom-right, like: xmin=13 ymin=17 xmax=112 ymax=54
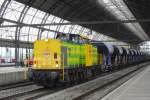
xmin=36 ymin=62 xmax=149 ymax=100
xmin=0 ymin=80 xmax=70 ymax=100
xmin=0 ymin=82 xmax=71 ymax=100
xmin=0 ymin=81 xmax=34 ymax=91
xmin=9 ymin=87 xmax=65 ymax=100
xmin=74 ymin=63 xmax=149 ymax=100
xmin=0 ymin=84 xmax=43 ymax=99
xmin=0 ymin=62 xmax=149 ymax=100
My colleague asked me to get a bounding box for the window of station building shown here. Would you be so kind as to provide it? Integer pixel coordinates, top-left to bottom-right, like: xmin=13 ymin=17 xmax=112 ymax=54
xmin=0 ymin=47 xmax=15 ymax=63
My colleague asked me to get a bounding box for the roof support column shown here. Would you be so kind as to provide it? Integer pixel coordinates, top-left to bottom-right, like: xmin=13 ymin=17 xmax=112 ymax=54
xmin=0 ymin=0 xmax=10 ymax=25
xmin=0 ymin=0 xmax=10 ymax=16
xmin=15 ymin=5 xmax=29 ymax=66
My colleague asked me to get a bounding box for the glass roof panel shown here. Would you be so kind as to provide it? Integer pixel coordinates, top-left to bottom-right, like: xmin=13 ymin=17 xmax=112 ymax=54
xmin=3 ymin=1 xmax=25 ymax=21
xmin=31 ymin=11 xmax=45 ymax=24
xmin=48 ymin=26 xmax=57 ymax=31
xmin=74 ymin=25 xmax=82 ymax=34
xmin=46 ymin=15 xmax=55 ymax=22
xmin=20 ymin=27 xmax=38 ymax=41
xmin=23 ymin=14 xmax=34 ymax=24
xmin=53 ymin=17 xmax=62 ymax=23
xmin=62 ymin=25 xmax=72 ymax=33
xmin=0 ymin=27 xmax=16 ymax=39
xmin=140 ymin=41 xmax=150 ymax=54
xmin=35 ymin=10 xmax=46 ymax=19
xmin=71 ymin=25 xmax=79 ymax=34
xmin=26 ymin=7 xmax=37 ymax=15
xmin=58 ymin=25 xmax=66 ymax=33
xmin=23 ymin=8 xmax=38 ymax=24
xmin=0 ymin=0 xmax=4 ymax=6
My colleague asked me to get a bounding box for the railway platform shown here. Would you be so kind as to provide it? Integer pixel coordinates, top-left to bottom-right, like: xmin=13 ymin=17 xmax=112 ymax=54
xmin=102 ymin=65 xmax=150 ymax=100
xmin=0 ymin=66 xmax=28 ymax=86
xmin=0 ymin=63 xmax=15 ymax=67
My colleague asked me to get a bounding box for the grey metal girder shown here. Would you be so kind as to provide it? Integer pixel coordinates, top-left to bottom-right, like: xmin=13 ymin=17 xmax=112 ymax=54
xmin=0 ymin=38 xmax=33 ymax=48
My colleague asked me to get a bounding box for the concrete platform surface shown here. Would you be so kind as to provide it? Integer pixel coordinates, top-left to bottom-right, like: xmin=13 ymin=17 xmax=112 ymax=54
xmin=0 ymin=63 xmax=15 ymax=67
xmin=102 ymin=65 xmax=150 ymax=100
xmin=0 ymin=66 xmax=24 ymax=73
xmin=0 ymin=67 xmax=27 ymax=86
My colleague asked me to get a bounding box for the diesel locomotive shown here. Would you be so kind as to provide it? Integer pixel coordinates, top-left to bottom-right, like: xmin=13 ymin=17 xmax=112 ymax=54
xmin=29 ymin=33 xmax=149 ymax=86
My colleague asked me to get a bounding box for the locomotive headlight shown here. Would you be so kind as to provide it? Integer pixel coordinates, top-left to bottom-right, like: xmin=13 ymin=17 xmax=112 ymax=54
xmin=33 ymin=64 xmax=36 ymax=67
xmin=56 ymin=64 xmax=59 ymax=68
xmin=45 ymin=39 xmax=48 ymax=42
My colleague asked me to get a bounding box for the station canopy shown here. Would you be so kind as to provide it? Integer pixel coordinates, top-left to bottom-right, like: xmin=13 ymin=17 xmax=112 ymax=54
xmin=0 ymin=0 xmax=149 ymax=45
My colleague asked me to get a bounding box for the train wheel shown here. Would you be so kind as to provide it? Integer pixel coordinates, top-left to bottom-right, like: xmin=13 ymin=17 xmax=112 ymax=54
xmin=74 ymin=69 xmax=78 ymax=84
xmin=101 ymin=65 xmax=105 ymax=72
xmin=82 ymin=70 xmax=85 ymax=80
xmin=69 ymin=69 xmax=74 ymax=85
xmin=62 ymin=70 xmax=71 ymax=86
xmin=72 ymin=69 xmax=75 ymax=84
xmin=77 ymin=71 xmax=81 ymax=82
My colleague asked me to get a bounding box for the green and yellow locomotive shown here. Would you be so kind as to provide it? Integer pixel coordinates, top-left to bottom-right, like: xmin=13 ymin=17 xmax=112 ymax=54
xmin=29 ymin=34 xmax=102 ymax=86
